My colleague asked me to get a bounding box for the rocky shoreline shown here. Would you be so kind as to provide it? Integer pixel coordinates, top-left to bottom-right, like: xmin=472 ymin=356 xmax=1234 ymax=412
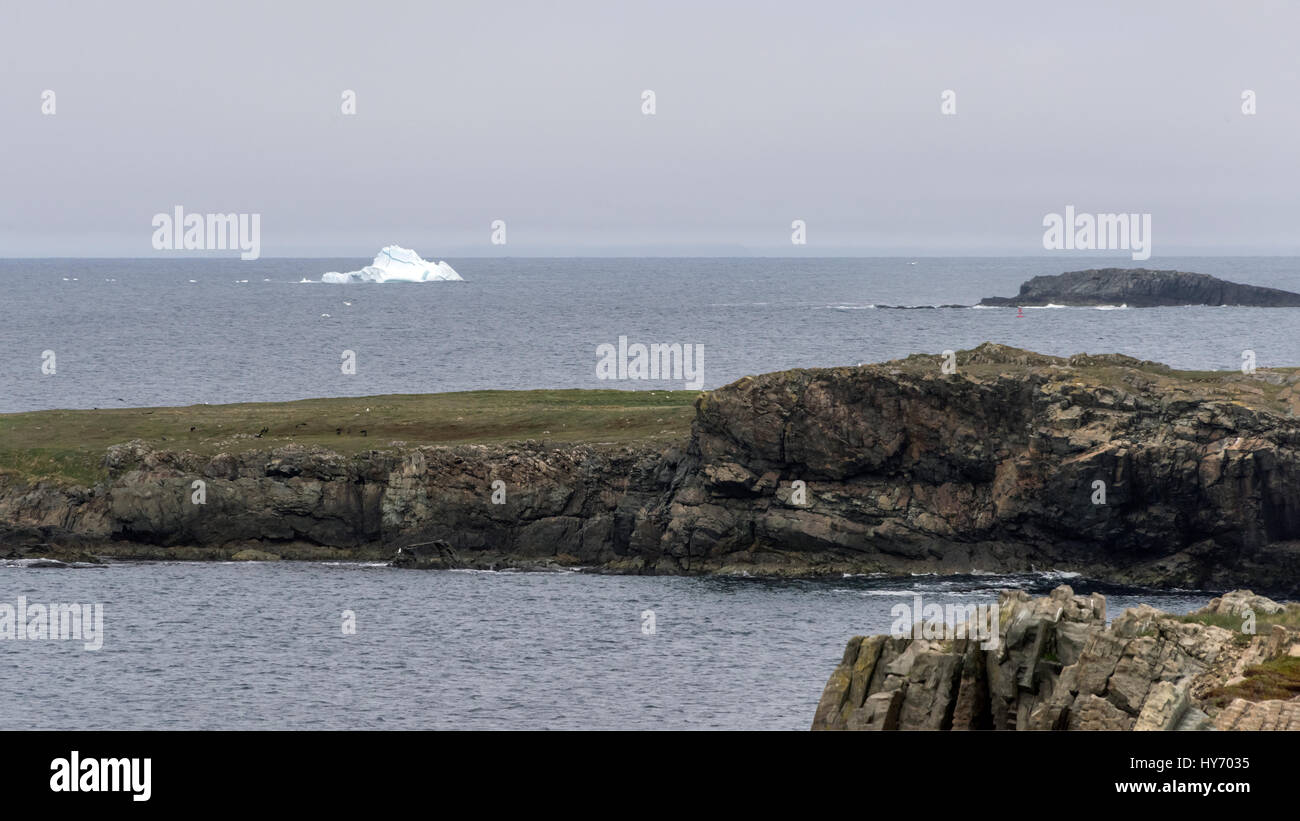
xmin=5 ymin=343 xmax=1300 ymax=592
xmin=812 ymin=587 xmax=1300 ymax=731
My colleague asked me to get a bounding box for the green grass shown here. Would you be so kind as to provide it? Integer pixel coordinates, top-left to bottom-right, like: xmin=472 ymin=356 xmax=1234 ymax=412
xmin=1206 ymin=656 xmax=1300 ymax=707
xmin=0 ymin=389 xmax=700 ymax=485
xmin=8 ymin=342 xmax=1300 ymax=487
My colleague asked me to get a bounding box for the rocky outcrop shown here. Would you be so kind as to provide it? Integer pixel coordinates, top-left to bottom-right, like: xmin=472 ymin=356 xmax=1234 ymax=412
xmin=1199 ymin=590 xmax=1286 ymax=617
xmin=6 ymin=343 xmax=1300 ymax=590
xmin=642 ymin=343 xmax=1300 ymax=589
xmin=811 ymin=587 xmax=1300 ymax=731
xmin=1214 ymin=696 xmax=1300 ymax=731
xmin=1 ymin=438 xmax=678 ymax=569
xmin=979 ymin=268 xmax=1300 ymax=307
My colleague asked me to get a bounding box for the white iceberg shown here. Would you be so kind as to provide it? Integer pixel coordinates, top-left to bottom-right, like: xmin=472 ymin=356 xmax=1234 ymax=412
xmin=321 ymin=245 xmax=463 ymax=283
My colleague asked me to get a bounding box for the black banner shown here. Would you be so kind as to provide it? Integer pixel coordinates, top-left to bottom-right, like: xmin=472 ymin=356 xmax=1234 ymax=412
xmin=7 ymin=730 xmax=1291 ymax=809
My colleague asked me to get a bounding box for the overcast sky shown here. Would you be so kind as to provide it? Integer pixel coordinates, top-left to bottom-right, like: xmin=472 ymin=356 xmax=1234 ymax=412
xmin=2 ymin=0 xmax=1298 ymax=257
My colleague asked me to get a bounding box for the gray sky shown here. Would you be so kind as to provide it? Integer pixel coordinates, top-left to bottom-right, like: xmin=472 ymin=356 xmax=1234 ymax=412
xmin=2 ymin=0 xmax=1298 ymax=257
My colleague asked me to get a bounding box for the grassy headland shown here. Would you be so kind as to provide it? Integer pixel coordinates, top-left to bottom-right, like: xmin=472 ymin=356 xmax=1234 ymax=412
xmin=0 ymin=389 xmax=700 ymax=485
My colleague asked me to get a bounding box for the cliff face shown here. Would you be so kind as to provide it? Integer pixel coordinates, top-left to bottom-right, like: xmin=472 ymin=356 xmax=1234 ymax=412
xmin=978 ymin=268 xmax=1300 ymax=307
xmin=6 ymin=343 xmax=1300 ymax=590
xmin=811 ymin=587 xmax=1300 ymax=731
xmin=661 ymin=344 xmax=1300 ymax=588
xmin=0 ymin=439 xmax=679 ymax=569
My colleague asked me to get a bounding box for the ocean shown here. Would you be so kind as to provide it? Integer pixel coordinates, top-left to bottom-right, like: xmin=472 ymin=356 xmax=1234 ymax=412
xmin=0 ymin=256 xmax=1287 ymax=729
xmin=5 ymin=256 xmax=1300 ymax=413
xmin=0 ymin=563 xmax=1210 ymax=730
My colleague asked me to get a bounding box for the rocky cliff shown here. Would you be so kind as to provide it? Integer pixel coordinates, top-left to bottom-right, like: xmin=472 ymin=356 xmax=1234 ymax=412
xmin=6 ymin=343 xmax=1300 ymax=591
xmin=0 ymin=438 xmax=677 ymax=569
xmin=979 ymin=268 xmax=1300 ymax=307
xmin=811 ymin=587 xmax=1300 ymax=731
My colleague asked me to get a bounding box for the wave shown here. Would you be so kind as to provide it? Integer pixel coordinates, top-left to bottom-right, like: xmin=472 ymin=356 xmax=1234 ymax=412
xmin=0 ymin=558 xmax=105 ymax=569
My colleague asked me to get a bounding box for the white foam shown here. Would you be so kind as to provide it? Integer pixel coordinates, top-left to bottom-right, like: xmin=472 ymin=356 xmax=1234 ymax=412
xmin=855 ymin=590 xmax=930 ymax=596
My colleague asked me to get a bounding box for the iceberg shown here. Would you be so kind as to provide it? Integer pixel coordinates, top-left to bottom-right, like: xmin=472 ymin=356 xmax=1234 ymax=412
xmin=321 ymin=246 xmax=463 ymax=283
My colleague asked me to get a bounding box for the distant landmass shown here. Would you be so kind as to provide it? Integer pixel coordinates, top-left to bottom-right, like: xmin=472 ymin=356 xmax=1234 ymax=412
xmin=978 ymin=268 xmax=1300 ymax=307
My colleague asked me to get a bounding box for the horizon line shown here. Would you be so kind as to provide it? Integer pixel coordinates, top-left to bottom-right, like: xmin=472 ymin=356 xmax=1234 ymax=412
xmin=5 ymin=253 xmax=1300 ymax=261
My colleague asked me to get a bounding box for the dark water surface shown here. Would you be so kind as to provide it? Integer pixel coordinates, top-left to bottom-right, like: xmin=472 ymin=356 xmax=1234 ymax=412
xmin=0 ymin=562 xmax=1211 ymax=730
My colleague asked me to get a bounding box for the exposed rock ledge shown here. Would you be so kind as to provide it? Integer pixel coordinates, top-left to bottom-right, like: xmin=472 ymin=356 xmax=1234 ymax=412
xmin=979 ymin=268 xmax=1300 ymax=307
xmin=811 ymin=587 xmax=1300 ymax=731
xmin=6 ymin=342 xmax=1300 ymax=590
